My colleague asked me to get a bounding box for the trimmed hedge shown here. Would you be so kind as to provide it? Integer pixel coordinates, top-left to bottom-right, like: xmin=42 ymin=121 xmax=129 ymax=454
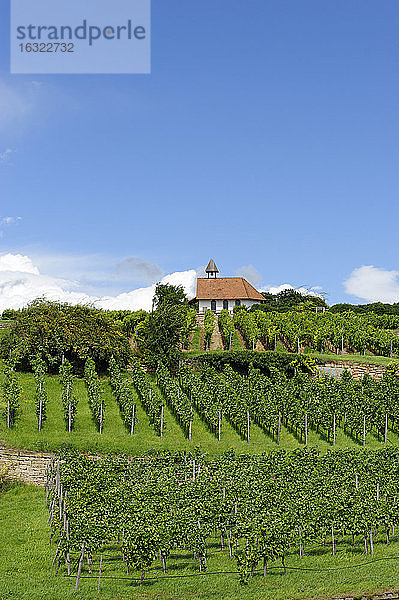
xmin=183 ymin=350 xmax=316 ymax=376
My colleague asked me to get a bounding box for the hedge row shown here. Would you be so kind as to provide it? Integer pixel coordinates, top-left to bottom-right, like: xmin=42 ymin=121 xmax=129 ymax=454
xmin=183 ymin=350 xmax=317 ymax=376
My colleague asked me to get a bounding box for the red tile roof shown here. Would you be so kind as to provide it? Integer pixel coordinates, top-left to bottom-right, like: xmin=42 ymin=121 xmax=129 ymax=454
xmin=194 ymin=278 xmax=265 ymax=301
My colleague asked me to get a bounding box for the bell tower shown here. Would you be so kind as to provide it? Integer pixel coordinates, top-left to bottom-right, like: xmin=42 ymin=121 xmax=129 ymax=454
xmin=205 ymin=258 xmax=219 ymax=279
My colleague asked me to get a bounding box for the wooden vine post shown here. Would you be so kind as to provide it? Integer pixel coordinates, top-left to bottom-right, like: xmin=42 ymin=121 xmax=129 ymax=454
xmin=97 ymin=554 xmax=103 ymax=591
xmin=75 ymin=542 xmax=85 ymax=590
xmin=246 ymin=410 xmax=250 ymax=443
xmin=189 ymin=407 xmax=193 ymax=441
xmin=304 ymin=413 xmax=308 ymax=445
xmin=384 ymin=413 xmax=388 ymax=444
xmin=363 ymin=414 xmax=366 ymax=447
xmin=277 ymin=412 xmax=281 ymax=445
xmin=66 ymin=382 xmax=71 ymax=433
xmin=99 ymin=401 xmax=103 ymax=434
xmin=332 ymin=413 xmax=336 ymax=446
xmin=218 ymin=409 xmax=221 ymax=441
xmin=160 ymin=405 xmax=164 ymax=437
xmin=130 ymin=404 xmax=136 ymax=435
xmin=38 ymin=381 xmax=43 ymax=432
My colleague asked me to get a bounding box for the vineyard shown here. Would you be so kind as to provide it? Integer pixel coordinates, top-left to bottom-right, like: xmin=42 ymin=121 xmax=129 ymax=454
xmin=2 ymin=358 xmax=399 ymax=454
xmin=231 ymin=309 xmax=399 ymax=356
xmin=2 ymin=354 xmax=399 ymax=599
xmin=192 ymin=308 xmax=399 ymax=357
xmin=47 ymin=448 xmax=399 ymax=590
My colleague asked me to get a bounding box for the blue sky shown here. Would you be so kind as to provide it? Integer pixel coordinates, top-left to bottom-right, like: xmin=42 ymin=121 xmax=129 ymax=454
xmin=1 ymin=0 xmax=399 ymax=309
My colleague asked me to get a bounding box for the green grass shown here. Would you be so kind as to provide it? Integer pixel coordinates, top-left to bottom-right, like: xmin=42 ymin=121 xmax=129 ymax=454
xmin=1 ymin=483 xmax=399 ymax=600
xmin=1 ymin=367 xmax=399 ymax=455
xmin=307 ymin=351 xmax=399 ymax=366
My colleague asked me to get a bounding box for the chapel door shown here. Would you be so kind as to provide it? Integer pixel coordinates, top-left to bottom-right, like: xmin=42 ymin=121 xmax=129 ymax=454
xmin=211 ymin=300 xmax=216 ymax=312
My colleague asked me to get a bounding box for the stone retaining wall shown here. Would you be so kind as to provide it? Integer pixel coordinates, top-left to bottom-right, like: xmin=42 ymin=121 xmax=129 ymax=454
xmin=318 ymin=360 xmax=387 ymax=381
xmin=0 ymin=444 xmax=53 ymax=486
xmin=335 ymin=593 xmax=399 ymax=600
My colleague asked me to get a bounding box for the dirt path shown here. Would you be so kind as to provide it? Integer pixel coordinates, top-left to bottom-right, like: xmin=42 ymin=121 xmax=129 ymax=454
xmin=210 ymin=321 xmax=223 ymax=351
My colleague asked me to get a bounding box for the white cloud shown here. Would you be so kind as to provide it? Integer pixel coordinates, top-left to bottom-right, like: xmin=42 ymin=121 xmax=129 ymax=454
xmin=235 ymin=264 xmax=262 ymax=286
xmin=260 ymin=283 xmax=323 ymax=298
xmin=344 ymin=265 xmax=399 ymax=303
xmin=0 ymin=253 xmax=39 ymax=275
xmin=0 ymin=252 xmax=198 ymax=314
xmin=97 ymin=269 xmax=197 ymax=311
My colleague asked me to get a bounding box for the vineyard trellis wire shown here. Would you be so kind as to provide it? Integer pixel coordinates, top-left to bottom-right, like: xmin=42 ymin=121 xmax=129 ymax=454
xmin=46 ymin=448 xmax=399 ymax=589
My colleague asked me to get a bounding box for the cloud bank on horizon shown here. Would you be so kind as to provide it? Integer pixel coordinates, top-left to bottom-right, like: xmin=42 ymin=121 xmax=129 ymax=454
xmin=2 ymin=253 xmax=397 ymax=314
xmin=0 ymin=253 xmax=200 ymax=314
xmin=344 ymin=265 xmax=399 ymax=303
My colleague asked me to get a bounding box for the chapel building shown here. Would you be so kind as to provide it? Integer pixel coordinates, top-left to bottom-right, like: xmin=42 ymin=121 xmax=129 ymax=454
xmin=190 ymin=259 xmax=266 ymax=314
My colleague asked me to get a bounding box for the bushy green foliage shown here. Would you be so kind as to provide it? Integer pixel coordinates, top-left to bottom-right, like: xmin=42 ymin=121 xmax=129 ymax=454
xmin=233 ymin=308 xmax=260 ymax=349
xmin=137 ymin=303 xmax=189 ymax=368
xmin=203 ymin=310 xmax=215 ymax=350
xmin=182 ymin=307 xmax=197 ymax=349
xmin=137 ymin=284 xmax=196 ymax=368
xmin=254 ymin=309 xmax=399 ymax=356
xmin=0 ymin=299 xmax=131 ymax=373
xmin=1 ymin=361 xmax=22 ymax=429
xmin=84 ymin=358 xmax=105 ymax=433
xmin=48 ymin=448 xmax=399 ymax=588
xmin=185 ymin=350 xmax=313 ymax=376
xmin=218 ymin=309 xmax=235 ymax=349
xmin=153 ymin=283 xmax=187 ymax=308
xmin=31 ymin=355 xmax=47 ymax=432
xmin=130 ymin=359 xmax=164 ymax=434
xmin=105 ymin=309 xmax=148 ymax=335
xmin=59 ymin=360 xmax=78 ymax=433
xmin=330 ymin=301 xmax=399 ymax=315
xmin=108 ymin=356 xmax=137 ymax=434
xmin=251 ymin=288 xmax=327 ymax=313
xmin=156 ymin=362 xmax=192 ymax=434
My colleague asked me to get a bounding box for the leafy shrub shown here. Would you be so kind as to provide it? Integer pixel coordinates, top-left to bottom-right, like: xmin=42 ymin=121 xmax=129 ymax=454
xmin=0 ymin=299 xmax=131 ymax=373
xmin=204 ymin=310 xmax=215 ymax=350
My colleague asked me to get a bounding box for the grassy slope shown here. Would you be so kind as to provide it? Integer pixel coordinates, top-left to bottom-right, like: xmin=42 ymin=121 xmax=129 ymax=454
xmin=0 ymin=483 xmax=399 ymax=600
xmin=1 ymin=368 xmax=399 ymax=454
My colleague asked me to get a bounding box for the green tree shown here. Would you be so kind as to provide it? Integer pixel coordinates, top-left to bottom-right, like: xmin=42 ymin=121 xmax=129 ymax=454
xmin=0 ymin=299 xmax=131 ymax=373
xmin=153 ymin=283 xmax=187 ymax=308
xmin=137 ymin=302 xmax=187 ymax=368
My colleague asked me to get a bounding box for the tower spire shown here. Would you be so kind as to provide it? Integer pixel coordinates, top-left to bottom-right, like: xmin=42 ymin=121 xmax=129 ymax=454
xmin=205 ymin=259 xmax=219 ymax=279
